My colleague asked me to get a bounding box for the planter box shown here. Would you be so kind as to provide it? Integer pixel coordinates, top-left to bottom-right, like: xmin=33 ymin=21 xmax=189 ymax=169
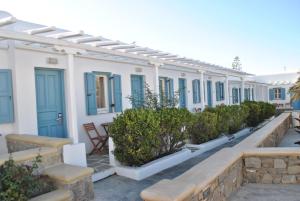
xmin=114 ymin=149 xmax=191 ymax=181
xmin=187 ymin=128 xmax=251 ymax=157
xmin=233 ymin=128 xmax=251 ymax=139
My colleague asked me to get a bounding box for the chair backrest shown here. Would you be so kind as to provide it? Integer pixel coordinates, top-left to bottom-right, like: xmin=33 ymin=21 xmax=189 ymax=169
xmin=83 ymin=123 xmax=101 ymax=139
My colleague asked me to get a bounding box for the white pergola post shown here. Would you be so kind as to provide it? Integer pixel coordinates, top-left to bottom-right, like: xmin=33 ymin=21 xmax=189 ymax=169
xmin=241 ymin=78 xmax=245 ymax=103
xmin=200 ymin=71 xmax=205 ymax=110
xmin=150 ymin=62 xmax=163 ymax=96
xmin=253 ymin=85 xmax=256 ymax=101
xmin=224 ymin=75 xmax=229 ymax=105
xmin=66 ymin=52 xmax=79 ymax=144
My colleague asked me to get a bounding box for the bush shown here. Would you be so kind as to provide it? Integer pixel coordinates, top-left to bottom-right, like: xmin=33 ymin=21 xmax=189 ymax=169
xmin=228 ymin=105 xmax=249 ymax=134
xmin=0 ymin=155 xmax=55 ymax=201
xmin=242 ymin=101 xmax=262 ymax=127
xmin=109 ymin=109 xmax=161 ymax=166
xmin=257 ymin=101 xmax=276 ymax=120
xmin=109 ymin=108 xmax=192 ymax=166
xmin=158 ymin=108 xmax=192 ymax=154
xmin=189 ymin=111 xmax=218 ymax=144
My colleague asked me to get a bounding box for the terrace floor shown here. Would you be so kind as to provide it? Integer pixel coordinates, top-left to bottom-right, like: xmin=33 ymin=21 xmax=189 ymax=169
xmin=93 ymin=134 xmax=251 ymax=201
xmin=229 ymin=183 xmax=300 ymax=201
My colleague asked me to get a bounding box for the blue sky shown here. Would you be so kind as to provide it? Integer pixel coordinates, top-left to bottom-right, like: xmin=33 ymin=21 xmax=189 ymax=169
xmin=2 ymin=0 xmax=300 ymax=75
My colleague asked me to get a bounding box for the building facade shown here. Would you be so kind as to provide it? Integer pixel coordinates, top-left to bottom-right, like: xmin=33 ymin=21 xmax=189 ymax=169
xmin=0 ymin=11 xmax=297 ymax=153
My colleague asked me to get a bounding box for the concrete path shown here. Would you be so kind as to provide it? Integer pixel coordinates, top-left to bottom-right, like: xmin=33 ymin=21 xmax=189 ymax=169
xmin=93 ymin=135 xmax=249 ymax=201
xmin=229 ymin=183 xmax=300 ymax=201
xmin=278 ymin=128 xmax=300 ymax=147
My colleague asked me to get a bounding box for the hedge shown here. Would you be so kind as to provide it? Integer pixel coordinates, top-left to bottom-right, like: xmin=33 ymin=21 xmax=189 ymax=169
xmin=109 ymin=101 xmax=275 ymax=166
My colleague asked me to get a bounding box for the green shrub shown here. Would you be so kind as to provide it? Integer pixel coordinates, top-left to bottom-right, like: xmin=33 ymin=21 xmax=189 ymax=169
xmin=228 ymin=105 xmax=249 ymax=134
xmin=189 ymin=111 xmax=218 ymax=144
xmin=257 ymin=101 xmax=276 ymax=120
xmin=158 ymin=108 xmax=192 ymax=154
xmin=242 ymin=101 xmax=261 ymax=127
xmin=109 ymin=109 xmax=161 ymax=166
xmin=0 ymin=155 xmax=55 ymax=201
xmin=204 ymin=105 xmax=231 ymax=134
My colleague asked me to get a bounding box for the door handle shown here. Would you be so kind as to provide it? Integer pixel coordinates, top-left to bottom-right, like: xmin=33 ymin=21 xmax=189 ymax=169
xmin=56 ymin=113 xmax=63 ymax=121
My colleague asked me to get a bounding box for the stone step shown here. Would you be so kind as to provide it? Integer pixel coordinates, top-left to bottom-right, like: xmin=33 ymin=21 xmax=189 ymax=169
xmin=0 ymin=147 xmax=61 ymax=171
xmin=29 ymin=189 xmax=73 ymax=201
xmin=43 ymin=163 xmax=94 ymax=201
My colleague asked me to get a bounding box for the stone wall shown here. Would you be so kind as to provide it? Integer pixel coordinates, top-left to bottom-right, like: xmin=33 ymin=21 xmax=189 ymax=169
xmin=141 ymin=112 xmax=292 ymax=201
xmin=244 ymin=153 xmax=300 ymax=184
xmin=197 ymin=159 xmax=243 ymax=201
xmin=259 ymin=114 xmax=291 ymax=147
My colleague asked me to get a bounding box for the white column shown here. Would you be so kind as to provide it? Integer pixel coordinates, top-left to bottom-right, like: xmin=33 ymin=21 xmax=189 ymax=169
xmin=65 ymin=53 xmax=79 ymax=143
xmin=225 ymin=75 xmax=229 ymax=105
xmin=200 ymin=71 xmax=205 ymax=110
xmin=241 ymin=78 xmax=245 ymax=103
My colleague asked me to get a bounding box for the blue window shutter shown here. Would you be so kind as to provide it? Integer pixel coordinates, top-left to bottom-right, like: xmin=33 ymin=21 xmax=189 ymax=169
xmin=197 ymin=80 xmax=201 ymax=103
xmin=281 ymin=88 xmax=286 ymax=100
xmin=169 ymin=78 xmax=174 ymax=99
xmin=131 ymin=75 xmax=144 ymax=108
xmin=112 ymin=74 xmax=122 ymax=112
xmin=244 ymin=88 xmax=247 ymax=100
xmin=239 ymin=88 xmax=241 ymax=103
xmin=252 ymin=88 xmax=254 ymax=101
xmin=215 ymin=82 xmax=220 ymax=101
xmin=220 ymin=83 xmax=224 ymax=100
xmin=192 ymin=79 xmax=197 ymax=103
xmin=84 ymin=72 xmax=97 ymax=115
xmin=0 ymin=70 xmax=14 ymax=123
xmin=269 ymin=88 xmax=274 ymax=101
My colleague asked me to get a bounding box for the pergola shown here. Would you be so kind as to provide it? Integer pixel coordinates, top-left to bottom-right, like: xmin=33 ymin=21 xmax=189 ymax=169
xmin=0 ymin=11 xmax=255 ymax=143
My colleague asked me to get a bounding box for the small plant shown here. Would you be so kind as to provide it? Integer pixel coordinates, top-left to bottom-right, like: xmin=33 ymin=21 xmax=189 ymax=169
xmin=189 ymin=111 xmax=218 ymax=144
xmin=109 ymin=109 xmax=161 ymax=166
xmin=0 ymin=154 xmax=55 ymax=201
xmin=127 ymin=82 xmax=179 ymax=110
xmin=228 ymin=104 xmax=249 ymax=134
xmin=158 ymin=108 xmax=192 ymax=154
xmin=242 ymin=101 xmax=262 ymax=127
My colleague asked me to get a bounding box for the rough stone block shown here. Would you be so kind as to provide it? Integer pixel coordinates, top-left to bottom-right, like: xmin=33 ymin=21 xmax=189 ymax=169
xmin=261 ymin=173 xmax=273 ymax=184
xmin=245 ymin=157 xmax=261 ymax=168
xmin=287 ymin=166 xmax=300 ymax=175
xmin=274 ymin=159 xmax=286 ymax=169
xmin=282 ymin=175 xmax=296 ymax=184
xmin=262 ymin=158 xmax=274 ymax=168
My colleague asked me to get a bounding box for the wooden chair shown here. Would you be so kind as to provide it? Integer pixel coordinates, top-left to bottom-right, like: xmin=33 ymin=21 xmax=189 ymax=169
xmin=83 ymin=123 xmax=108 ymax=155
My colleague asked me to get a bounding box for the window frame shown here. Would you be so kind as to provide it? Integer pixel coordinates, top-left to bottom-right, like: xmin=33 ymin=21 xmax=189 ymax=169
xmin=95 ymin=74 xmax=110 ymax=114
xmin=274 ymin=88 xmax=281 ymax=100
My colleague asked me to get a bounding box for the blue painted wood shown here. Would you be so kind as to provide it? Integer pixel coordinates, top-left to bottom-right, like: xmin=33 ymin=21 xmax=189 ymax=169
xmin=293 ymin=100 xmax=300 ymax=110
xmin=281 ymin=88 xmax=286 ymax=100
xmin=0 ymin=69 xmax=14 ymax=124
xmin=131 ymin=75 xmax=144 ymax=108
xmin=179 ymin=78 xmax=187 ymax=108
xmin=112 ymin=74 xmax=122 ymax=112
xmin=207 ymin=80 xmax=212 ymax=107
xmin=169 ymin=78 xmax=174 ymax=100
xmin=232 ymin=88 xmax=239 ymax=104
xmin=239 ymin=88 xmax=241 ymax=103
xmin=269 ymin=88 xmax=274 ymax=100
xmin=35 ymin=69 xmax=66 ymax=138
xmin=84 ymin=72 xmax=97 ymax=115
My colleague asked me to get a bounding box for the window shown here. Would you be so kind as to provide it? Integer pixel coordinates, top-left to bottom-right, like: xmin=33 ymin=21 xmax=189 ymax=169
xmin=232 ymin=88 xmax=239 ymax=104
xmin=192 ymin=79 xmax=201 ymax=104
xmin=216 ymin=82 xmax=224 ymax=101
xmin=85 ymin=72 xmax=122 ymax=115
xmin=159 ymin=77 xmax=174 ymax=103
xmin=274 ymin=88 xmax=281 ymax=99
xmin=95 ymin=75 xmax=109 ymax=113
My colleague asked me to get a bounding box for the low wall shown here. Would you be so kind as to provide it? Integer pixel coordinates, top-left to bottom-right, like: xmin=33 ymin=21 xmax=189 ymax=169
xmin=141 ymin=112 xmax=292 ymax=201
xmin=244 ymin=148 xmax=300 ymax=184
xmin=6 ymin=134 xmax=72 ymax=153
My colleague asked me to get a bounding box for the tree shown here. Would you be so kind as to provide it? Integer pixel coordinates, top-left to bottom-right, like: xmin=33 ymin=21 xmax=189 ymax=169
xmin=232 ymin=56 xmax=242 ymax=71
xmin=289 ymin=77 xmax=300 ymax=101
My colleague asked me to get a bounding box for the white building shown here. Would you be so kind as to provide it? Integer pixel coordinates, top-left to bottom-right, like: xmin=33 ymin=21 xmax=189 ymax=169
xmin=254 ymin=72 xmax=299 ymax=109
xmin=0 ymin=11 xmax=296 ymax=154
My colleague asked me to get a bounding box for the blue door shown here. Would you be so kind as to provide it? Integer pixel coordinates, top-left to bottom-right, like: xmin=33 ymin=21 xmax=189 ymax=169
xmin=207 ymin=80 xmax=212 ymax=107
xmin=179 ymin=78 xmax=187 ymax=108
xmin=35 ymin=69 xmax=67 ymax=138
xmin=131 ymin=75 xmax=144 ymax=108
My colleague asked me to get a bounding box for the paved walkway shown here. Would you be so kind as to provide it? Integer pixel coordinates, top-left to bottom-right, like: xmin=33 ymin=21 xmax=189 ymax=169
xmin=229 ymin=183 xmax=300 ymax=201
xmin=93 ymin=135 xmax=249 ymax=201
xmin=278 ymin=128 xmax=300 ymax=147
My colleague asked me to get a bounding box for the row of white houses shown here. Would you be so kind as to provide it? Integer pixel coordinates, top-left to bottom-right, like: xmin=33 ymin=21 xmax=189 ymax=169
xmin=0 ymin=11 xmax=297 ymax=153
